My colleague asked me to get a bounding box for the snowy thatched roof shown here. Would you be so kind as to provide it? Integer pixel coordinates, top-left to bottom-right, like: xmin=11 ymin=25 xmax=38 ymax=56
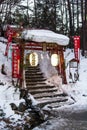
xmin=21 ymin=29 xmax=69 ymax=46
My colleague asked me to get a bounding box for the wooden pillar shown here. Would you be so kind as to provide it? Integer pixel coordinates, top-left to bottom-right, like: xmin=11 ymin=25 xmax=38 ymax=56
xmin=57 ymin=48 xmax=61 ymax=75
xmin=19 ymin=39 xmax=25 ymax=88
xmin=60 ymin=48 xmax=67 ymax=84
xmin=56 ymin=47 xmax=67 ymax=84
xmin=55 ymin=45 xmax=67 ymax=84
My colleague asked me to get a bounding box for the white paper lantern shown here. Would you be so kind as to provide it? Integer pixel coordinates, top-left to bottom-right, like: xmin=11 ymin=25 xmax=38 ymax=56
xmin=29 ymin=52 xmax=38 ymax=66
xmin=51 ymin=54 xmax=59 ymax=66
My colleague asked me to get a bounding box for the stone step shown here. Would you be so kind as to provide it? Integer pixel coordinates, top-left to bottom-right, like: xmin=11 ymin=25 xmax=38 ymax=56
xmin=37 ymin=97 xmax=68 ymax=108
xmin=25 ymin=71 xmax=44 ymax=75
xmin=26 ymin=66 xmax=40 ymax=69
xmin=24 ymin=65 xmax=71 ymax=108
xmin=33 ymin=92 xmax=64 ymax=99
xmin=26 ymin=84 xmax=55 ymax=90
xmin=26 ymin=78 xmax=46 ymax=82
xmin=46 ymin=98 xmax=75 ymax=109
xmin=25 ymin=69 xmax=41 ymax=73
xmin=26 ymin=81 xmax=46 ymax=86
xmin=25 ymin=74 xmax=45 ymax=79
xmin=29 ymin=87 xmax=58 ymax=95
xmin=26 ymin=68 xmax=41 ymax=71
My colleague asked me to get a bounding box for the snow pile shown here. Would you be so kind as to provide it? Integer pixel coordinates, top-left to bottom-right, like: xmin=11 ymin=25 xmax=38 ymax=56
xmin=45 ymin=74 xmax=62 ymax=92
xmin=21 ymin=29 xmax=69 ymax=46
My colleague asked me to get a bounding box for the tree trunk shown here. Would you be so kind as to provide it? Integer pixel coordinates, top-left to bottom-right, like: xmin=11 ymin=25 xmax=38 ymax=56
xmin=67 ymin=0 xmax=73 ymax=36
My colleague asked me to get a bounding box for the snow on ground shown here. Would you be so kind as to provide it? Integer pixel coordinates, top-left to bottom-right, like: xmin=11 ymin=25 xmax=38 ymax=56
xmin=64 ymin=49 xmax=87 ymax=109
xmin=0 ymin=37 xmax=87 ymax=129
xmin=0 ymin=40 xmax=24 ymax=123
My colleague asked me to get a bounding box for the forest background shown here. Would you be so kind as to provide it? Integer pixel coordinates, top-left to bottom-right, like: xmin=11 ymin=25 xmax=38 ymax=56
xmin=0 ymin=0 xmax=87 ymax=55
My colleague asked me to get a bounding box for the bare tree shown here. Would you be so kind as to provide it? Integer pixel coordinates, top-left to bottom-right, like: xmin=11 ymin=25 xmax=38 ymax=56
xmin=0 ymin=0 xmax=21 ymax=24
xmin=67 ymin=0 xmax=73 ymax=36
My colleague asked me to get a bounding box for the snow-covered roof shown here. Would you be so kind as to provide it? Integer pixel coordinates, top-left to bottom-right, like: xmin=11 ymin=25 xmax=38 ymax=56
xmin=21 ymin=29 xmax=69 ymax=46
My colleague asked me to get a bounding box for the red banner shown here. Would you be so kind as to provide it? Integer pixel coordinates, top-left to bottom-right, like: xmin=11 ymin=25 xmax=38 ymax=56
xmin=73 ymin=36 xmax=80 ymax=62
xmin=12 ymin=45 xmax=20 ymax=78
xmin=5 ymin=32 xmax=13 ymax=56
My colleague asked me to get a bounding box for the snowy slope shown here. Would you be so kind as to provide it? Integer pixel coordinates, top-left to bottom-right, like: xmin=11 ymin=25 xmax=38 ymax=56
xmin=0 ymin=37 xmax=87 ymax=129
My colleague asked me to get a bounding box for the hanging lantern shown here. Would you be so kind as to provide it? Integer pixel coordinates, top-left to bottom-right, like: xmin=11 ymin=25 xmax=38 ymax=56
xmin=51 ymin=54 xmax=59 ymax=66
xmin=29 ymin=52 xmax=38 ymax=66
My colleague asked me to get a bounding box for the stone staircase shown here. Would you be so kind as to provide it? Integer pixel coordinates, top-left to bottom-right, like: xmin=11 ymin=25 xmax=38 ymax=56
xmin=25 ymin=65 xmax=74 ymax=108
